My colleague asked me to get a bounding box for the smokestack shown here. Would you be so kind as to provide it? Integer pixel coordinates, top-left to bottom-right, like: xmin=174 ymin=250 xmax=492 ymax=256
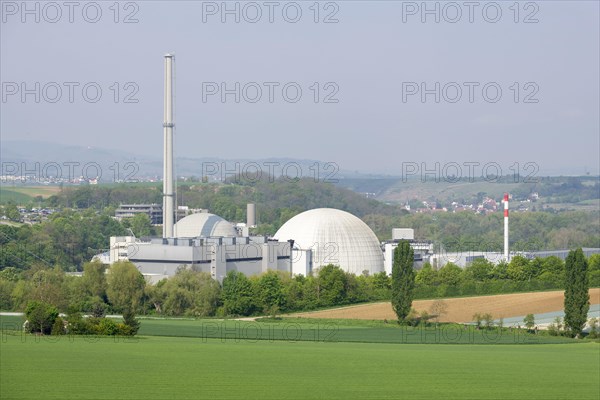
xmin=247 ymin=203 xmax=256 ymax=227
xmin=162 ymin=54 xmax=175 ymax=238
xmin=504 ymin=193 xmax=509 ymax=261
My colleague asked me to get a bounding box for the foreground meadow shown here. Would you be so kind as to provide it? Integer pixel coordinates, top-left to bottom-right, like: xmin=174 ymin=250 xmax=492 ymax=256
xmin=1 ymin=322 xmax=599 ymax=400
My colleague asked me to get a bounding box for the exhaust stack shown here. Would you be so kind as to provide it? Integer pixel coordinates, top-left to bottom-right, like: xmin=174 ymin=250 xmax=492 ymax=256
xmin=163 ymin=54 xmax=175 ymax=238
xmin=247 ymin=203 xmax=256 ymax=227
xmin=504 ymin=193 xmax=509 ymax=261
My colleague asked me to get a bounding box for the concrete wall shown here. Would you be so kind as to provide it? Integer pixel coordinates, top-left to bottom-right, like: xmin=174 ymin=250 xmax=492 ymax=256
xmin=128 ymin=237 xmax=292 ymax=283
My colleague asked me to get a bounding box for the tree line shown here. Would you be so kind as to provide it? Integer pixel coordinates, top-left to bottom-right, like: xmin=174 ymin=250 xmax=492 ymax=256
xmin=1 ymin=254 xmax=598 ymax=319
xmin=2 ymin=183 xmax=598 ymax=276
xmin=389 ymin=244 xmax=594 ymax=338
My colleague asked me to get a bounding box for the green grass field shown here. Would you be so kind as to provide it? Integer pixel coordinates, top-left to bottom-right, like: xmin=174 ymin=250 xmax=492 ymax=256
xmin=1 ymin=316 xmax=599 ymax=399
xmin=0 ymin=188 xmax=33 ymax=204
xmin=1 ymin=333 xmax=598 ymax=400
xmin=0 ymin=185 xmax=65 ymax=202
xmin=0 ymin=315 xmax=577 ymax=345
xmin=135 ymin=317 xmax=577 ymax=345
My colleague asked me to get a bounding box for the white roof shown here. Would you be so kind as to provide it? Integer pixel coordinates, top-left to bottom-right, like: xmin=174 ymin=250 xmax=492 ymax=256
xmin=274 ymin=208 xmax=384 ymax=275
xmin=174 ymin=213 xmax=236 ymax=238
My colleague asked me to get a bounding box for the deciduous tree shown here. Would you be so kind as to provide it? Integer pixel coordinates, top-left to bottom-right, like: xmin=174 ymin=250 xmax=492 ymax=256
xmin=106 ymin=261 xmax=145 ymax=313
xmin=316 ymin=264 xmax=347 ymax=307
xmin=438 ymin=262 xmax=462 ymax=286
xmin=222 ymin=271 xmax=255 ymax=316
xmin=256 ymin=271 xmax=285 ymax=316
xmin=25 ymin=300 xmax=58 ymax=334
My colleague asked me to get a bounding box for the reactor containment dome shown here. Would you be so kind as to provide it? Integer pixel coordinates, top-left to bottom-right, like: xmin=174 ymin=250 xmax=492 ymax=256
xmin=274 ymin=208 xmax=384 ymax=275
xmin=174 ymin=213 xmax=236 ymax=238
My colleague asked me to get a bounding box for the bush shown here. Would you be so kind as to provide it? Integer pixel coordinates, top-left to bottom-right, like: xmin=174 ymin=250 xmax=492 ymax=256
xmin=116 ymin=323 xmax=134 ymax=336
xmin=459 ymin=281 xmax=476 ymax=296
xmin=51 ymin=317 xmax=65 ymax=335
xmin=123 ymin=309 xmax=140 ymax=335
xmin=482 ymin=313 xmax=494 ymax=330
xmin=588 ymin=270 xmax=600 ymax=288
xmin=25 ymin=301 xmax=59 ymax=335
xmin=587 ymin=318 xmax=599 ymax=339
xmin=524 ymin=314 xmax=535 ymax=331
xmin=419 ymin=310 xmax=432 ymax=326
xmin=90 ymin=301 xmax=108 ymax=318
xmin=97 ymin=318 xmax=118 ymax=335
xmin=473 ymin=313 xmax=483 ymax=329
xmin=547 ymin=323 xmax=560 ymax=336
xmin=404 ymin=308 xmax=420 ymax=326
xmin=66 ymin=313 xmax=93 ymax=334
xmin=63 ymin=312 xmax=138 ymax=336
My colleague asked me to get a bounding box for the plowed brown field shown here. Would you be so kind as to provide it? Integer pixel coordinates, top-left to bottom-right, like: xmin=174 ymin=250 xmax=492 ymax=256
xmin=292 ymin=288 xmax=600 ymax=323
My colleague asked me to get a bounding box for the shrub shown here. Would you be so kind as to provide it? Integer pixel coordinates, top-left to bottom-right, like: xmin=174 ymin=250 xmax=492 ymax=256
xmin=25 ymin=301 xmax=59 ymax=335
xmin=523 ymin=314 xmax=535 ymax=331
xmin=123 ymin=309 xmax=140 ymax=335
xmin=97 ymin=318 xmax=118 ymax=335
xmin=497 ymin=318 xmax=504 ymax=329
xmin=547 ymin=323 xmax=560 ymax=336
xmin=482 ymin=313 xmax=494 ymax=330
xmin=587 ymin=318 xmax=599 ymax=339
xmin=419 ymin=310 xmax=432 ymax=326
xmin=51 ymin=317 xmax=65 ymax=335
xmin=405 ymin=308 xmax=420 ymax=326
xmin=116 ymin=323 xmax=134 ymax=336
xmin=90 ymin=301 xmax=107 ymax=318
xmin=66 ymin=313 xmax=93 ymax=335
xmin=473 ymin=313 xmax=483 ymax=329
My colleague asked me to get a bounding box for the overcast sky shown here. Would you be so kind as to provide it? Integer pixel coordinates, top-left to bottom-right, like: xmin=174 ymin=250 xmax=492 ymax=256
xmin=1 ymin=1 xmax=599 ymax=176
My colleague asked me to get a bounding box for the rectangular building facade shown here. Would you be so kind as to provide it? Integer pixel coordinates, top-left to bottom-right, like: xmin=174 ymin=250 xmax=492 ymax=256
xmin=121 ymin=236 xmax=293 ymax=283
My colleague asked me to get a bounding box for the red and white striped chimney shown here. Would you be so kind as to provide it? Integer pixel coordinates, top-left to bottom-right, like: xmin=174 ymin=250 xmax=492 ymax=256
xmin=503 ymin=193 xmax=509 ymax=261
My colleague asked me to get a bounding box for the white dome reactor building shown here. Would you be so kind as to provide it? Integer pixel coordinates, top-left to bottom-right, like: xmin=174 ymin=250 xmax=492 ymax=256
xmin=174 ymin=213 xmax=236 ymax=238
xmin=274 ymin=208 xmax=384 ymax=276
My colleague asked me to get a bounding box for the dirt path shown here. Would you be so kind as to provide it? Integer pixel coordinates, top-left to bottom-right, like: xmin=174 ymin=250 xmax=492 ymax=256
xmin=291 ymin=289 xmax=600 ymax=323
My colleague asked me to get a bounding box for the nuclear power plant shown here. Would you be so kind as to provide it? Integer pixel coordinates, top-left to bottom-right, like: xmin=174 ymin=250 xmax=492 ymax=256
xmin=104 ymin=54 xmax=599 ymax=283
xmin=106 ymin=54 xmax=391 ymax=282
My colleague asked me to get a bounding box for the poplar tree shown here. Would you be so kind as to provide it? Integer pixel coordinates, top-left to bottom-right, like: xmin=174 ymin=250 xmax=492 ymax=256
xmin=392 ymin=240 xmax=415 ymax=323
xmin=564 ymin=248 xmax=589 ymax=337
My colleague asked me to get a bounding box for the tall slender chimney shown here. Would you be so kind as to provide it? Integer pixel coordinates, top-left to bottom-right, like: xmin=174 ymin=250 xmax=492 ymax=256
xmin=247 ymin=203 xmax=256 ymax=227
xmin=504 ymin=193 xmax=509 ymax=261
xmin=162 ymin=54 xmax=175 ymax=238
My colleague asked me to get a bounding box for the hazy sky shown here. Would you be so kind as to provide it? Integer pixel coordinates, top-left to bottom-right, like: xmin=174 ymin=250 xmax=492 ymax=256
xmin=1 ymin=1 xmax=599 ymax=176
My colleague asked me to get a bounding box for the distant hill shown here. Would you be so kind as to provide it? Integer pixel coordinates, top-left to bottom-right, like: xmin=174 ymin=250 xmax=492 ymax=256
xmin=2 ymin=141 xmax=598 ymax=210
xmin=0 ymin=140 xmax=392 ymax=181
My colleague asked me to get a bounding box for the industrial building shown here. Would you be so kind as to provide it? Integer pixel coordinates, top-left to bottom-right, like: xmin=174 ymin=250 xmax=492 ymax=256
xmin=127 ymin=235 xmax=293 ymax=284
xmin=115 ymin=204 xmax=163 ymax=225
xmin=383 ymin=228 xmax=434 ymax=274
xmin=432 ymin=248 xmax=600 ymax=268
xmin=108 ymin=55 xmax=293 ymax=283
